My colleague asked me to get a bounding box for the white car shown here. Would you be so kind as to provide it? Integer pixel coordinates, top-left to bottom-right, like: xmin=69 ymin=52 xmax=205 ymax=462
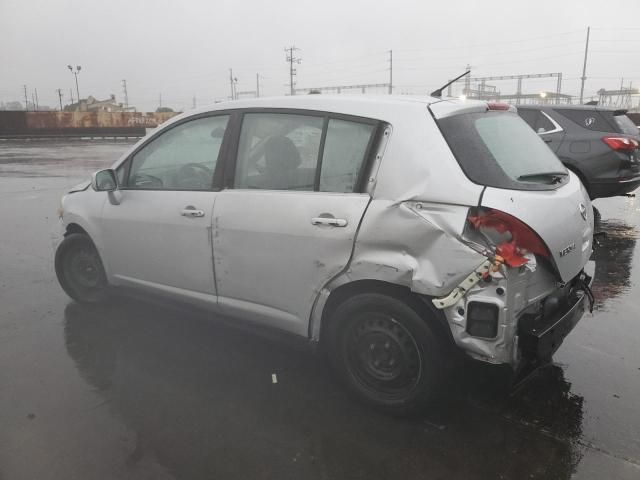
xmin=56 ymin=95 xmax=595 ymax=414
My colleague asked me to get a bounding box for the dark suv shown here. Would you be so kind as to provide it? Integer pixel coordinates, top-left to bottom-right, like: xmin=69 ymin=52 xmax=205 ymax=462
xmin=517 ymin=105 xmax=640 ymax=199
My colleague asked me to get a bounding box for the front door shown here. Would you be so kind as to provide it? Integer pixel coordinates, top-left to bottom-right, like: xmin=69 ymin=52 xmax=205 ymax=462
xmin=213 ymin=112 xmax=378 ymax=336
xmin=101 ymin=114 xmax=231 ymax=305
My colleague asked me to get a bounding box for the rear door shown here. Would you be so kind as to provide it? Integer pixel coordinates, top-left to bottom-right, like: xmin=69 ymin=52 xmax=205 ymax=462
xmin=212 ymin=111 xmax=378 ymax=336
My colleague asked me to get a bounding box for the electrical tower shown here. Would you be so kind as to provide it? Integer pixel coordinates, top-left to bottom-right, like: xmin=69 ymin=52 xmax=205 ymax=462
xmin=285 ymin=46 xmax=301 ymax=96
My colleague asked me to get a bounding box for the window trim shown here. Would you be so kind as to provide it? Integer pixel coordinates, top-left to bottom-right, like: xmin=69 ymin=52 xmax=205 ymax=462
xmin=222 ymin=107 xmax=382 ymax=194
xmin=117 ymin=111 xmax=236 ymax=193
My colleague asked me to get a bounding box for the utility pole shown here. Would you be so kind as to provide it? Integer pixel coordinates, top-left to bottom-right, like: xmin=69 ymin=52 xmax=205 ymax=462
xmin=464 ymin=64 xmax=472 ymax=96
xmin=229 ymin=68 xmax=237 ymax=100
xmin=23 ymin=85 xmax=28 ymax=111
xmin=31 ymin=92 xmax=36 ymax=111
xmin=579 ymin=26 xmax=590 ymax=105
xmin=67 ymin=65 xmax=81 ymax=104
xmin=56 ymin=89 xmax=64 ymax=110
xmin=388 ymin=50 xmax=393 ymax=94
xmin=256 ymin=73 xmax=260 ymax=98
xmin=121 ymin=79 xmax=129 ymax=109
xmin=34 ymin=88 xmax=39 ymax=111
xmin=285 ymin=46 xmax=301 ymax=96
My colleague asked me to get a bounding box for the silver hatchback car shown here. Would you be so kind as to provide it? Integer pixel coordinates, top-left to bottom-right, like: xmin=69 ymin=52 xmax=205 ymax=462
xmin=56 ymin=96 xmax=595 ymax=414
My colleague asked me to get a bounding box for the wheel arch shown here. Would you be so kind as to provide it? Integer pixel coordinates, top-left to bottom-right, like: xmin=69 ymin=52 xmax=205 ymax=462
xmin=315 ymin=279 xmax=454 ymax=351
xmin=64 ymin=222 xmax=89 ymax=237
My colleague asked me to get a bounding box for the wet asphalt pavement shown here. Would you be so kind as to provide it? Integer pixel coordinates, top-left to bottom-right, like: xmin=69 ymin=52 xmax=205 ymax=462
xmin=1 ymin=140 xmax=639 ymax=480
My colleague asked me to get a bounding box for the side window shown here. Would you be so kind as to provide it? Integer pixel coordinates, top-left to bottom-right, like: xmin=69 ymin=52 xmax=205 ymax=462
xmin=127 ymin=115 xmax=229 ymax=190
xmin=234 ymin=113 xmax=323 ymax=190
xmin=555 ymin=109 xmax=614 ymax=132
xmin=320 ymin=119 xmax=375 ymax=193
xmin=536 ymin=112 xmax=556 ymax=133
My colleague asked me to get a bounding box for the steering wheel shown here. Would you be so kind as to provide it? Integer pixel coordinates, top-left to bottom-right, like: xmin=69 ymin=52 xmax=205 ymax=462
xmin=131 ymin=173 xmax=163 ymax=189
xmin=176 ymin=163 xmax=213 ymax=189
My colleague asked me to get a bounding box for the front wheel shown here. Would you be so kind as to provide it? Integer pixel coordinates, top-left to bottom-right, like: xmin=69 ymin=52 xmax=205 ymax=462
xmin=325 ymin=293 xmax=445 ymax=415
xmin=55 ymin=233 xmax=108 ymax=303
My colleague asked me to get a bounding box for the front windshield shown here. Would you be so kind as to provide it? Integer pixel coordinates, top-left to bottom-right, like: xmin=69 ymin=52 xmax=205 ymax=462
xmin=437 ymin=111 xmax=567 ymax=190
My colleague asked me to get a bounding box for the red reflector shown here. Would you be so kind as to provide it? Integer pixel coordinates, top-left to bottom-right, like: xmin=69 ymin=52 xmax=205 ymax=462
xmin=602 ymin=136 xmax=638 ymax=152
xmin=486 ymin=102 xmax=510 ymax=111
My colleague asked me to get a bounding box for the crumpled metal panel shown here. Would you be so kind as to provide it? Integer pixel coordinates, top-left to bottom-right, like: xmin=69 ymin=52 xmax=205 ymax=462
xmin=329 ymin=200 xmax=484 ymax=296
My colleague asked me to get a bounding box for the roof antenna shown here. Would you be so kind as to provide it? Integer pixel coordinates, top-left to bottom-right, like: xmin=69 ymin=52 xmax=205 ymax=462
xmin=430 ymin=70 xmax=471 ymax=98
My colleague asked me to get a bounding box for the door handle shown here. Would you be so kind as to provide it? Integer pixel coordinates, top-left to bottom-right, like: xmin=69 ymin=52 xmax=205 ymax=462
xmin=311 ymin=217 xmax=348 ymax=227
xmin=181 ymin=206 xmax=205 ymax=218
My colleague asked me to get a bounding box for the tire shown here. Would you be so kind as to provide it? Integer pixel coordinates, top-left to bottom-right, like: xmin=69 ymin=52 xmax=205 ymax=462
xmin=55 ymin=233 xmax=108 ymax=303
xmin=325 ymin=293 xmax=445 ymax=415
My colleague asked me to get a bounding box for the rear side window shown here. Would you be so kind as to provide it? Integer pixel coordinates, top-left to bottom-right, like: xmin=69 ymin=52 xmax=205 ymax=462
xmin=554 ymin=109 xmax=616 ymax=132
xmin=233 ymin=112 xmax=377 ymax=192
xmin=320 ymin=119 xmax=375 ymax=193
xmin=234 ymin=113 xmax=323 ymax=191
xmin=518 ymin=109 xmax=556 ymax=134
xmin=437 ymin=111 xmax=567 ymax=191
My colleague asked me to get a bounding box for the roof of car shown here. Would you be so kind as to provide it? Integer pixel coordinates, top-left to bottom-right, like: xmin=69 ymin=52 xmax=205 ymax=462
xmin=161 ymin=95 xmax=489 ymax=128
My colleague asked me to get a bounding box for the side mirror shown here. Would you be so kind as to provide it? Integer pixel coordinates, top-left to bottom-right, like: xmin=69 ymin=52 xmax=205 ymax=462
xmin=92 ymin=169 xmax=118 ymax=192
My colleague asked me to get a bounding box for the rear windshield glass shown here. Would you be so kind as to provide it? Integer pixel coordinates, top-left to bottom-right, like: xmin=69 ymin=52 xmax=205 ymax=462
xmin=437 ymin=111 xmax=567 ymax=190
xmin=613 ymin=114 xmax=639 ymax=136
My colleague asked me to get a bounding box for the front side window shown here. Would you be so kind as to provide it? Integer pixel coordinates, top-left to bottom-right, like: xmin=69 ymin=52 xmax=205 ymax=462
xmin=320 ymin=119 xmax=375 ymax=193
xmin=234 ymin=113 xmax=323 ymax=191
xmin=127 ymin=115 xmax=229 ymax=190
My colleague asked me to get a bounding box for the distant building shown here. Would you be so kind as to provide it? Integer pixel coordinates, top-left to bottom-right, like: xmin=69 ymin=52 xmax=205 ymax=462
xmin=65 ymin=95 xmax=135 ymax=113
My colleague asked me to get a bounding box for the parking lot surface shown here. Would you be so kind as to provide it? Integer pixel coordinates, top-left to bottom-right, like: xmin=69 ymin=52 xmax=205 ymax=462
xmin=1 ymin=140 xmax=639 ymax=479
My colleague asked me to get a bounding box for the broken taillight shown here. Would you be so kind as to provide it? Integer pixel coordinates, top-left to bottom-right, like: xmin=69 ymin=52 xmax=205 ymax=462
xmin=467 ymin=208 xmax=551 ymax=267
xmin=602 ymin=136 xmax=638 ymax=152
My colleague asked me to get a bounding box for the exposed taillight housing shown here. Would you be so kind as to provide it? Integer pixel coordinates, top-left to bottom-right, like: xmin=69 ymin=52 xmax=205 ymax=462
xmin=602 ymin=136 xmax=638 ymax=152
xmin=467 ymin=208 xmax=551 ymax=267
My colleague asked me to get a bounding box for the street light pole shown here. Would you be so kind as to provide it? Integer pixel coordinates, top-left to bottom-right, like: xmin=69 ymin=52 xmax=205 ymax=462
xmin=67 ymin=65 xmax=81 ymax=105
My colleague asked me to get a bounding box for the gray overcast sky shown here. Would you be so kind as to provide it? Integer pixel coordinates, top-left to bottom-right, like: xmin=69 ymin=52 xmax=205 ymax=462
xmin=1 ymin=0 xmax=639 ymax=111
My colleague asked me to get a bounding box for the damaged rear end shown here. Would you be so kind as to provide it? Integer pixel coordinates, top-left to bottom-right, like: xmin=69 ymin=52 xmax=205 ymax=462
xmin=429 ymin=100 xmax=595 ymax=369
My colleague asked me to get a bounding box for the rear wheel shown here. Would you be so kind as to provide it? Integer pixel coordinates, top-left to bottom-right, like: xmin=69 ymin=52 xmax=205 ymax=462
xmin=55 ymin=233 xmax=108 ymax=303
xmin=325 ymin=293 xmax=444 ymax=415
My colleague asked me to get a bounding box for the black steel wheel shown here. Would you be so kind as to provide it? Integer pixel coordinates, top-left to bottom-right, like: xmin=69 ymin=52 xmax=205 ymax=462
xmin=55 ymin=233 xmax=108 ymax=303
xmin=326 ymin=292 xmax=444 ymax=415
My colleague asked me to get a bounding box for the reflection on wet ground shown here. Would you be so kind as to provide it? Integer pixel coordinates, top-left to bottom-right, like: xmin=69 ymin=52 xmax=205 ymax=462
xmin=63 ymin=298 xmax=586 ymax=480
xmin=1 ymin=141 xmax=639 ymax=479
xmin=591 ymin=218 xmax=638 ymax=310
